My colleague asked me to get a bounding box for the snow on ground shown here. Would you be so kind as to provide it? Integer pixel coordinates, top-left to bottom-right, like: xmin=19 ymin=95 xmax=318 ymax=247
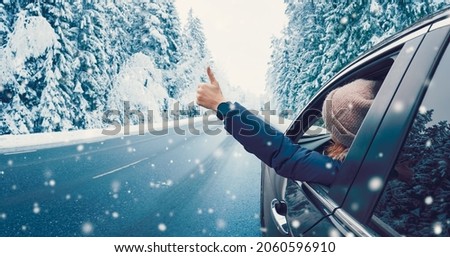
xmin=0 ymin=115 xmax=292 ymax=154
xmin=0 ymin=117 xmax=204 ymax=154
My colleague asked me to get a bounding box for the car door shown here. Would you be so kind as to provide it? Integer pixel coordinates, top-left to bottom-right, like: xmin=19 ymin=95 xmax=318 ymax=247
xmin=305 ymin=19 xmax=450 ymax=236
xmin=262 ymin=27 xmax=431 ymax=236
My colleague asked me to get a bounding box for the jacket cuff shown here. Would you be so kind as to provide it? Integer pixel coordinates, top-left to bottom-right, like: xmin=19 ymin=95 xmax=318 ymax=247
xmin=216 ymin=101 xmax=234 ymax=120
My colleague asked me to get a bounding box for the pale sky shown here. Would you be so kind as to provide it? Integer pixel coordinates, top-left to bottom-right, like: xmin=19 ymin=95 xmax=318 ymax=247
xmin=175 ymin=0 xmax=287 ymax=95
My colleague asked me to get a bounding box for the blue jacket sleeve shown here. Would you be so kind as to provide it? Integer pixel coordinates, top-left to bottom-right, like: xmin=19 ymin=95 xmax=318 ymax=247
xmin=217 ymin=102 xmax=340 ymax=185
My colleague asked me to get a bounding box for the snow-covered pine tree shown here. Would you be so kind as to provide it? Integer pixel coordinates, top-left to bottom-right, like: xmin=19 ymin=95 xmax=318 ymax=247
xmin=73 ymin=1 xmax=111 ymax=128
xmin=173 ymin=9 xmax=217 ymax=117
xmin=130 ymin=0 xmax=182 ymax=70
xmin=267 ymin=0 xmax=450 ymax=115
xmin=0 ymin=0 xmax=223 ymax=134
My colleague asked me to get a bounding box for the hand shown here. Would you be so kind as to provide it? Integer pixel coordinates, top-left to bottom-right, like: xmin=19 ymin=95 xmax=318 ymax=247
xmin=196 ymin=67 xmax=226 ymax=111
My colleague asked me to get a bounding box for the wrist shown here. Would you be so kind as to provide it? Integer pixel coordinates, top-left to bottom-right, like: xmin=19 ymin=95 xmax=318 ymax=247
xmin=213 ymin=98 xmax=226 ymax=111
xmin=216 ymin=101 xmax=234 ymax=120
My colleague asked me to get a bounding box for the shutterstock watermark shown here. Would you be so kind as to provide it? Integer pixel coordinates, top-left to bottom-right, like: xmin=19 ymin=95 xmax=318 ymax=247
xmin=101 ymin=101 xmax=305 ymax=137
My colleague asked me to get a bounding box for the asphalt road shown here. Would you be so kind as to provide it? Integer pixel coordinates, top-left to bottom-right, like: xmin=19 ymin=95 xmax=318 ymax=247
xmin=0 ymin=122 xmax=262 ymax=236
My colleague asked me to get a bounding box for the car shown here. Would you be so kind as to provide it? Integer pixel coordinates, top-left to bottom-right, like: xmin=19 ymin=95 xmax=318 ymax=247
xmin=260 ymin=7 xmax=450 ymax=237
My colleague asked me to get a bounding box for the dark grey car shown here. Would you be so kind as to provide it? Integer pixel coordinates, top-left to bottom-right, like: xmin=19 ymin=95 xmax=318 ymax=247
xmin=261 ymin=8 xmax=450 ymax=237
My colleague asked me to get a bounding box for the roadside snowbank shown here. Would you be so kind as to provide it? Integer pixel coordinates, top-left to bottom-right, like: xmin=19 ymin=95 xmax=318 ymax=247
xmin=0 ymin=117 xmax=204 ymax=153
xmin=0 ymin=115 xmax=292 ymax=154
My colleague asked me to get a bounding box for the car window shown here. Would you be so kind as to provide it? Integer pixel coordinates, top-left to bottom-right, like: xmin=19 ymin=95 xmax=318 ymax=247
xmin=371 ymin=43 xmax=450 ymax=236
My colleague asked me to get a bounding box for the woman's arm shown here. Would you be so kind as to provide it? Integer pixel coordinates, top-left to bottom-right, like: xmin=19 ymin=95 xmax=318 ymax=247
xmin=217 ymin=102 xmax=340 ymax=185
xmin=196 ymin=67 xmax=340 ymax=185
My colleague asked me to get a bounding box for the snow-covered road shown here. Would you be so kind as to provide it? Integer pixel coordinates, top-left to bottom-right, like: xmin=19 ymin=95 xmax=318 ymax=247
xmin=0 ymin=123 xmax=262 ymax=236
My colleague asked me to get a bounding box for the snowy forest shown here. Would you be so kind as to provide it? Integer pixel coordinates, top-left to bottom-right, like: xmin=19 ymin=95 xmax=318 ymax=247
xmin=0 ymin=0 xmax=239 ymax=135
xmin=267 ymin=0 xmax=450 ymax=116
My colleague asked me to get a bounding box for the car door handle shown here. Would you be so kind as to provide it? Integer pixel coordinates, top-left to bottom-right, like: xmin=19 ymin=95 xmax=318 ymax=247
xmin=270 ymin=199 xmax=289 ymax=235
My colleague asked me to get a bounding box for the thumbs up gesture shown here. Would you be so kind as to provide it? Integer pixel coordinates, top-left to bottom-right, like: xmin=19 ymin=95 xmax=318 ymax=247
xmin=196 ymin=67 xmax=226 ymax=111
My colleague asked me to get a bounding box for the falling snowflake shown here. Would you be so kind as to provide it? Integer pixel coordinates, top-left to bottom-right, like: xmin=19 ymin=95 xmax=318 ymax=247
xmin=151 ymin=163 xmax=155 ymax=168
xmin=21 ymin=225 xmax=27 ymax=231
xmin=433 ymin=222 xmax=443 ymax=235
xmin=291 ymin=220 xmax=301 ymax=229
xmin=111 ymin=181 xmax=121 ymax=193
xmin=169 ymin=211 xmax=174 ymax=217
xmin=213 ymin=148 xmax=224 ymax=158
xmin=216 ymin=219 xmax=226 ymax=230
xmin=0 ymin=213 xmax=6 ymax=219
xmin=7 ymin=160 xmax=13 ymax=166
xmin=197 ymin=209 xmax=203 ymax=215
xmin=65 ymin=194 xmax=71 ymax=200
xmin=158 ymin=223 xmax=167 ymax=232
xmin=266 ymin=141 xmax=272 ymax=146
xmin=424 ymin=196 xmax=433 ymax=205
xmin=11 ymin=185 xmax=17 ymax=190
xmin=33 ymin=203 xmax=41 ymax=214
xmin=368 ymin=177 xmax=383 ymax=191
xmin=0 ymin=171 xmax=4 ymax=175
xmin=208 ymin=208 xmax=214 ymax=214
xmin=393 ymin=101 xmax=405 ymax=113
xmin=112 ymin=212 xmax=120 ymax=219
xmin=76 ymin=145 xmax=84 ymax=152
xmin=419 ymin=105 xmax=427 ymax=115
xmin=405 ymin=46 xmax=415 ymax=54
xmin=165 ymin=146 xmax=169 ymax=150
xmin=48 ymin=179 xmax=56 ymax=187
xmin=345 ymin=232 xmax=355 ymax=237
xmin=325 ymin=163 xmax=333 ymax=169
xmin=328 ymin=228 xmax=340 ymax=237
xmin=81 ymin=222 xmax=94 ymax=235
xmin=340 ymin=16 xmax=349 ymax=25
xmin=168 ymin=138 xmax=173 ymax=144
xmin=170 ymin=160 xmax=173 ymax=164
xmin=351 ymin=202 xmax=359 ymax=211
xmin=425 ymin=140 xmax=432 ymax=148
xmin=378 ymin=152 xmax=384 ymax=158
xmin=195 ymin=159 xmax=200 ymax=164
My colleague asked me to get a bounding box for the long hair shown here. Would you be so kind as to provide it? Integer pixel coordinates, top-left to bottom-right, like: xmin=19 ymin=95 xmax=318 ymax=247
xmin=325 ymin=142 xmax=348 ymax=161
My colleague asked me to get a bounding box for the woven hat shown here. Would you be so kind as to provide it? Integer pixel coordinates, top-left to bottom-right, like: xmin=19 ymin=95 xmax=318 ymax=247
xmin=322 ymin=79 xmax=380 ymax=148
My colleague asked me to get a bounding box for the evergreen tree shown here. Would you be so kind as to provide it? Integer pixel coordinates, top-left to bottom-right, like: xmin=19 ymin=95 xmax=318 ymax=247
xmin=0 ymin=0 xmax=226 ymax=134
xmin=267 ymin=1 xmax=450 ymax=115
xmin=73 ymin=1 xmax=110 ymax=128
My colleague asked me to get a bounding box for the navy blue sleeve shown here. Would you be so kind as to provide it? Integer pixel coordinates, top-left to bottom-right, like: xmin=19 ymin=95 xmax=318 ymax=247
xmin=218 ymin=102 xmax=340 ymax=186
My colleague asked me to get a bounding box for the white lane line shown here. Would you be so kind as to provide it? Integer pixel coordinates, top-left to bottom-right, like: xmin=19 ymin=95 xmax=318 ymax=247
xmin=92 ymin=157 xmax=149 ymax=179
xmin=3 ymin=150 xmax=37 ymax=155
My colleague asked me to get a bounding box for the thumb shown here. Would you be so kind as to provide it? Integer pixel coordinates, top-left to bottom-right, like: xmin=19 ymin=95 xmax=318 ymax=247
xmin=207 ymin=67 xmax=219 ymax=87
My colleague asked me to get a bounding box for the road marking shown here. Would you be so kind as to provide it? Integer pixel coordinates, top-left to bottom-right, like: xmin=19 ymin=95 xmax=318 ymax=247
xmin=92 ymin=157 xmax=149 ymax=179
xmin=3 ymin=150 xmax=37 ymax=155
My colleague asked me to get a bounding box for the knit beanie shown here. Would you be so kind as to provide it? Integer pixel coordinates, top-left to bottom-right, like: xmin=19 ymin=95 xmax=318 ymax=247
xmin=322 ymin=79 xmax=380 ymax=148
